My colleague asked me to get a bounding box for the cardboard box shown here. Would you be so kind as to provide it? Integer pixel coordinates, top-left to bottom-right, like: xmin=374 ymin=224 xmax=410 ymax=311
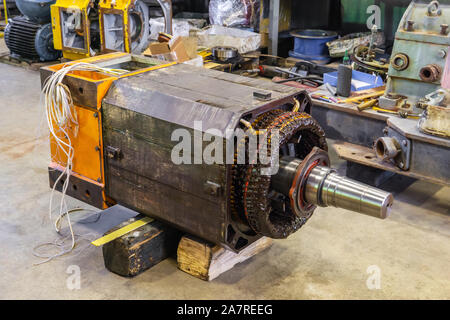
xmin=169 ymin=37 xmax=191 ymax=62
xmin=145 ymin=42 xmax=170 ymax=55
xmin=143 ymin=36 xmax=196 ymax=63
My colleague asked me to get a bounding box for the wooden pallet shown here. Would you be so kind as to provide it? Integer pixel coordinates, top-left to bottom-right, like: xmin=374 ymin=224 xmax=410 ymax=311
xmin=0 ymin=51 xmax=61 ymax=71
xmin=177 ymin=235 xmax=273 ymax=281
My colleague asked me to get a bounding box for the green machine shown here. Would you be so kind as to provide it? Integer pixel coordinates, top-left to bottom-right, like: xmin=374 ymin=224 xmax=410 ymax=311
xmin=380 ymin=0 xmax=450 ymax=110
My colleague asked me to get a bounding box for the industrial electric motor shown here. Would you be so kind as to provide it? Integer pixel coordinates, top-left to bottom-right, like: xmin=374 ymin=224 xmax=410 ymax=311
xmin=41 ymin=54 xmax=393 ymax=251
xmin=5 ymin=0 xmax=61 ymax=61
xmin=380 ymin=0 xmax=450 ymax=110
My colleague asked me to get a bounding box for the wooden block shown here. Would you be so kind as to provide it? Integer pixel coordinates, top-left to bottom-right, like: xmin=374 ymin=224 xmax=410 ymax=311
xmin=177 ymin=235 xmax=273 ymax=281
xmin=102 ymin=215 xmax=180 ymax=277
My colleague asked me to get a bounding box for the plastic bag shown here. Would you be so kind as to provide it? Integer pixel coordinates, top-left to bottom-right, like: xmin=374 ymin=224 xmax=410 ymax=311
xmin=209 ymin=0 xmax=260 ymax=29
xmin=149 ymin=17 xmax=207 ymax=40
xmin=196 ymin=25 xmax=261 ymax=54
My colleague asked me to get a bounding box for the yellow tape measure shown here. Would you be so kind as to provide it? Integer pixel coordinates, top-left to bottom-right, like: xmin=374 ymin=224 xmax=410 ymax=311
xmin=91 ymin=216 xmax=154 ymax=247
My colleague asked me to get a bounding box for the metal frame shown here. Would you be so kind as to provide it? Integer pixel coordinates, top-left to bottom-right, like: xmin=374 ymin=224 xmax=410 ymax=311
xmin=99 ymin=8 xmax=127 ymax=53
xmin=311 ymin=100 xmax=450 ymax=186
xmin=269 ymin=0 xmax=280 ymax=56
xmin=58 ymin=6 xmax=91 ymax=56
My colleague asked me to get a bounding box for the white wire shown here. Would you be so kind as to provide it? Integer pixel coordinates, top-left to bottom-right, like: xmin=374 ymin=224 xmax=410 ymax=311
xmin=38 ymin=62 xmax=127 ymax=264
xmin=32 ymin=208 xmax=101 ymax=265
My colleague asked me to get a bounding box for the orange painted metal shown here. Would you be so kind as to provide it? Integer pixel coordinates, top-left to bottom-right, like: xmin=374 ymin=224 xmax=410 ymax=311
xmin=50 ymin=106 xmax=103 ymax=182
xmin=46 ymin=53 xmax=176 ymax=208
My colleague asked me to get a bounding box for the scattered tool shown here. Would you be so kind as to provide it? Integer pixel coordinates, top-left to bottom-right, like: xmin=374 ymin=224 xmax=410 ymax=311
xmin=274 ymin=76 xmax=322 ymax=87
xmin=325 ymin=83 xmax=337 ymax=96
xmin=374 ymin=107 xmax=421 ymax=119
xmin=351 ymin=25 xmax=389 ymax=77
xmin=212 ymin=46 xmax=239 ymax=62
xmin=275 ymin=67 xmax=322 ymax=80
xmin=158 ymin=32 xmax=173 ymax=42
xmin=290 ymin=60 xmax=336 ymax=77
xmin=357 ymin=99 xmax=378 ymax=111
xmin=273 ymin=67 xmax=323 ymax=87
xmin=342 ymin=90 xmax=384 ymax=104
xmin=259 ymin=65 xmax=285 ymax=78
xmin=312 ymin=94 xmax=338 ymax=103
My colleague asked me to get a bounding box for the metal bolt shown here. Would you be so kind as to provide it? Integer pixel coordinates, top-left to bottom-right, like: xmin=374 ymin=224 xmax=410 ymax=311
xmin=93 ymin=112 xmax=98 ymax=118
xmin=383 ymin=128 xmax=389 ymax=135
xmin=406 ymin=20 xmax=415 ymax=32
xmin=402 ymin=140 xmax=408 ymax=146
xmin=399 ymin=162 xmax=404 ymax=168
xmin=95 ymin=146 xmax=100 ymax=151
xmin=440 ymin=24 xmax=448 ymax=35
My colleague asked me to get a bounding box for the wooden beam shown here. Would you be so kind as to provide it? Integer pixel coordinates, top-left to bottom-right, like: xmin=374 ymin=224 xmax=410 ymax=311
xmin=102 ymin=215 xmax=180 ymax=277
xmin=177 ymin=235 xmax=273 ymax=281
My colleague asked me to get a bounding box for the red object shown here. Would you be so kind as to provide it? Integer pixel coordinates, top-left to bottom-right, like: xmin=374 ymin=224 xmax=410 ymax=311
xmin=272 ymin=77 xmax=319 ymax=93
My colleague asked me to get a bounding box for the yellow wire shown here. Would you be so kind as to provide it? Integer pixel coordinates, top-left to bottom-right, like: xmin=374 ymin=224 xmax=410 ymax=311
xmin=3 ymin=0 xmax=7 ymax=22
xmin=292 ymin=98 xmax=300 ymax=112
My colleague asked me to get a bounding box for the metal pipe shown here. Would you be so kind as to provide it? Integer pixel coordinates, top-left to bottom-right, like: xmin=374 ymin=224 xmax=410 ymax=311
xmin=157 ymin=0 xmax=173 ymax=35
xmin=304 ymin=166 xmax=393 ymax=219
xmin=374 ymin=137 xmax=400 ymax=161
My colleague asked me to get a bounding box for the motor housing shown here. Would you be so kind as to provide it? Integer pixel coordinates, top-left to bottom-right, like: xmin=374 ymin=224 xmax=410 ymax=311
xmin=5 ymin=0 xmax=61 ymax=61
xmin=40 ymin=54 xmax=393 ymax=252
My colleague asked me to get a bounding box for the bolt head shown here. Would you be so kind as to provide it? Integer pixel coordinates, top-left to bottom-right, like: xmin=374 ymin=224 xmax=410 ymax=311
xmin=406 ymin=20 xmax=415 ymax=31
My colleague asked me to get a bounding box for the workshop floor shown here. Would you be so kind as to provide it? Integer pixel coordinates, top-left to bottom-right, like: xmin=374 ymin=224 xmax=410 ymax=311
xmin=0 ymin=59 xmax=449 ymax=299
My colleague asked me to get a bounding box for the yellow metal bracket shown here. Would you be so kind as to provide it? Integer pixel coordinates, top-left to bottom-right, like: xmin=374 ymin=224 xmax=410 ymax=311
xmin=91 ymin=216 xmax=154 ymax=247
xmin=2 ymin=0 xmax=7 ymax=22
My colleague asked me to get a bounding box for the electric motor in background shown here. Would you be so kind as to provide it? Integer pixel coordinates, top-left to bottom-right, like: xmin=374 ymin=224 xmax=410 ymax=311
xmin=4 ymin=0 xmax=61 ymax=61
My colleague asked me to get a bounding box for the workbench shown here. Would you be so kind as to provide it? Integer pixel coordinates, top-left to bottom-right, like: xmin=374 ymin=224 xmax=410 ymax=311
xmin=310 ymin=92 xmax=450 ymax=187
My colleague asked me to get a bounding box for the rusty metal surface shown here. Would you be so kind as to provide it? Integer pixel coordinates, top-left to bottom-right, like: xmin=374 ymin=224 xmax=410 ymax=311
xmin=382 ymin=0 xmax=450 ymax=106
xmin=48 ymin=165 xmax=105 ymax=209
xmin=313 ymin=99 xmax=450 ymax=186
xmin=388 ymin=117 xmax=450 ymax=148
xmin=102 ymin=63 xmax=305 ymax=134
xmin=101 ymin=64 xmax=313 ymax=250
xmin=334 ymin=141 xmax=449 ymax=186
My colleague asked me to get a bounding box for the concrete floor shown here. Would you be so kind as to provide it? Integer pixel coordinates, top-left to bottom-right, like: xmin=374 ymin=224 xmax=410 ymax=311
xmin=0 ymin=59 xmax=449 ymax=299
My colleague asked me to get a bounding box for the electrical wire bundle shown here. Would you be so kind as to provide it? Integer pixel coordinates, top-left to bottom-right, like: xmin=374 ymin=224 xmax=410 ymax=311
xmin=35 ymin=62 xmax=126 ymax=264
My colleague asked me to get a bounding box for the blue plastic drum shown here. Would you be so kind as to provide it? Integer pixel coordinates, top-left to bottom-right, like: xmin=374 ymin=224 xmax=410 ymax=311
xmin=289 ymin=30 xmax=338 ymax=64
